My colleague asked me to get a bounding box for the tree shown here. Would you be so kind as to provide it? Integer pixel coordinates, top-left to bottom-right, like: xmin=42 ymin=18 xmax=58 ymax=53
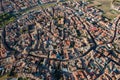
xmin=52 ymin=62 xmax=62 ymax=80
xmin=18 ymin=77 xmax=28 ymax=80
xmin=18 ymin=77 xmax=24 ymax=80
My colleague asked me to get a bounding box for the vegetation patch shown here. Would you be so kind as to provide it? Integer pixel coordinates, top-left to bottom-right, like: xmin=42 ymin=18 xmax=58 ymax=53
xmin=87 ymin=0 xmax=120 ymax=20
xmin=0 ymin=12 xmax=16 ymax=28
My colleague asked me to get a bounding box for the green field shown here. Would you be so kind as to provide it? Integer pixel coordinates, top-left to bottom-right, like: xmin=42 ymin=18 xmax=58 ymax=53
xmin=87 ymin=0 xmax=120 ymax=20
xmin=0 ymin=74 xmax=8 ymax=80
